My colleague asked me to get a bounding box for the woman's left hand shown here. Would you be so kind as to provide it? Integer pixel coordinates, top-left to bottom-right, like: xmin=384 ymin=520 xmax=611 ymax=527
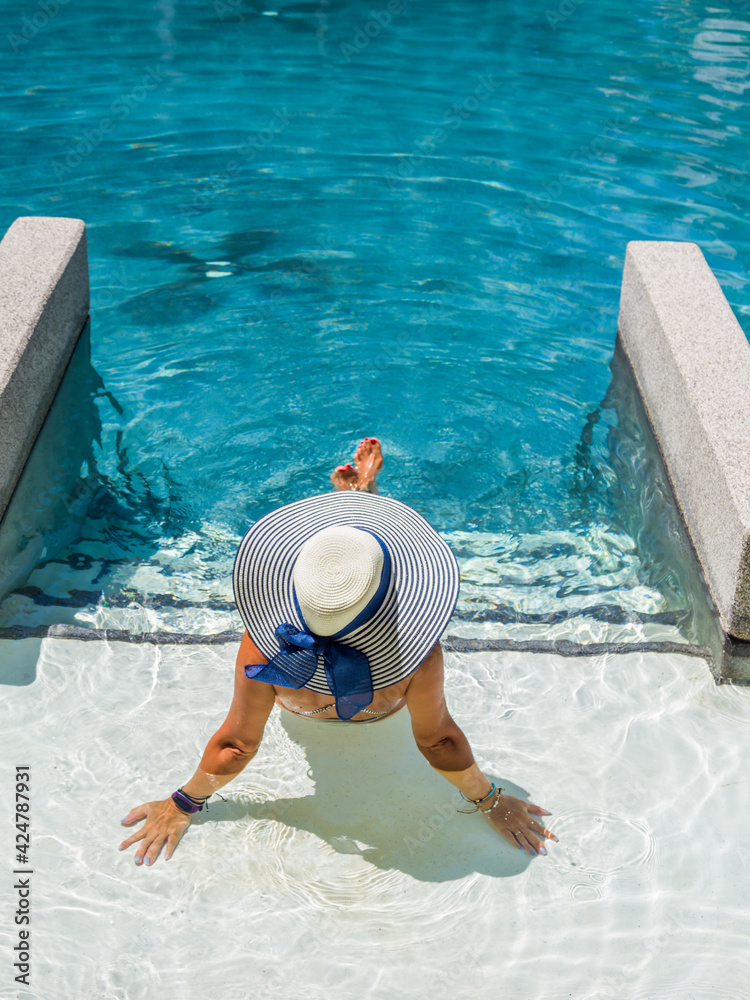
xmin=483 ymin=792 xmax=558 ymax=856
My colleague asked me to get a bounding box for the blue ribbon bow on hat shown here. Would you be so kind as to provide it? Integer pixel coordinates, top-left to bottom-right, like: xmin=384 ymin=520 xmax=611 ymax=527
xmin=244 ymin=536 xmax=391 ymax=721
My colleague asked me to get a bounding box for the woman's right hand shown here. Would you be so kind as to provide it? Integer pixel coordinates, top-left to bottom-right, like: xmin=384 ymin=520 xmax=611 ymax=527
xmin=483 ymin=792 xmax=558 ymax=856
xmin=118 ymin=798 xmax=194 ymax=866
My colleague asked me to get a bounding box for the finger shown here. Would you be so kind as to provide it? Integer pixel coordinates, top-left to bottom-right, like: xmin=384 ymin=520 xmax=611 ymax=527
xmin=509 ymin=829 xmax=526 ymax=851
xmin=528 ymin=817 xmax=559 ymax=842
xmin=518 ymin=833 xmax=538 ymax=856
xmin=121 ymin=804 xmax=149 ymax=826
xmin=500 ymin=828 xmax=523 ymax=850
xmin=527 ymin=804 xmax=552 ymax=816
xmin=526 ymin=818 xmax=559 ymax=844
xmin=523 ymin=828 xmax=552 ymax=856
xmin=529 ymin=834 xmax=548 ymax=856
xmin=143 ymin=835 xmax=167 ymax=867
xmin=118 ymin=826 xmax=147 ymax=851
xmin=133 ymin=831 xmax=159 ymax=866
xmin=164 ymin=825 xmax=188 ymax=861
xmin=488 ymin=817 xmax=523 ymax=851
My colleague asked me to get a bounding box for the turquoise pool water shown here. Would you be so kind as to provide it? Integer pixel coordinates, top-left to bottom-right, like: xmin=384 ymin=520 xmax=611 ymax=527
xmin=3 ymin=0 xmax=750 ymax=635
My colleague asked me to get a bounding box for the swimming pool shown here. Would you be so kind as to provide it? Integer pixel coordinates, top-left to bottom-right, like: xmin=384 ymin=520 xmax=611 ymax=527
xmin=6 ymin=0 xmax=749 ymax=648
xmin=1 ymin=0 xmax=750 ymax=996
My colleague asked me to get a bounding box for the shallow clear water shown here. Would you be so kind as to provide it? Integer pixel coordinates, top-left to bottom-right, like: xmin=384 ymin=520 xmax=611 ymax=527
xmin=2 ymin=638 xmax=750 ymax=999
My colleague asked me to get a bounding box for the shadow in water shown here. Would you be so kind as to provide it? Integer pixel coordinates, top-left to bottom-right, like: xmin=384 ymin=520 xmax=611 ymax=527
xmin=604 ymin=340 xmax=750 ymax=678
xmin=120 ymin=280 xmax=222 ymax=325
xmin=114 ymin=229 xmax=332 ymax=324
xmin=111 ymin=229 xmax=277 ymax=265
xmin=0 ymin=637 xmax=40 ymax=686
xmin=0 ymin=318 xmax=202 ymax=641
xmin=566 ymin=338 xmax=718 ymax=651
xmin=202 ymin=708 xmax=535 ymax=883
xmin=0 ymin=320 xmax=107 ymax=604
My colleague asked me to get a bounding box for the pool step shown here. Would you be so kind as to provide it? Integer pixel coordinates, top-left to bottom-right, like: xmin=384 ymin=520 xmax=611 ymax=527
xmin=0 ymin=523 xmax=691 ymax=648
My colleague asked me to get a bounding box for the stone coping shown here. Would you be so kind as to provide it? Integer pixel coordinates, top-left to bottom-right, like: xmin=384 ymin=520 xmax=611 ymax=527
xmin=0 ymin=216 xmax=89 ymax=525
xmin=617 ymin=240 xmax=750 ymax=641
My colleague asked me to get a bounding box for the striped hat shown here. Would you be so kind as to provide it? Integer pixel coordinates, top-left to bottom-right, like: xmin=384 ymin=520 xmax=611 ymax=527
xmin=232 ymin=491 xmax=460 ymax=718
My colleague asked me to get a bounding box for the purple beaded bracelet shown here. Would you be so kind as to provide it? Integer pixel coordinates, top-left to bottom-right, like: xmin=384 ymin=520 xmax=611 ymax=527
xmin=171 ymin=788 xmax=209 ymax=814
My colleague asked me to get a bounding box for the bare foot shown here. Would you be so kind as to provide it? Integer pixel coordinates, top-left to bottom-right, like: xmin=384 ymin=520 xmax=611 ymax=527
xmin=330 ymin=463 xmax=359 ymax=491
xmin=354 ymin=438 xmax=383 ymax=493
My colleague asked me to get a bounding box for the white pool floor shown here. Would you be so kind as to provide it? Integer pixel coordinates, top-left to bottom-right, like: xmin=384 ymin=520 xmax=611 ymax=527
xmin=1 ymin=637 xmax=749 ymax=1000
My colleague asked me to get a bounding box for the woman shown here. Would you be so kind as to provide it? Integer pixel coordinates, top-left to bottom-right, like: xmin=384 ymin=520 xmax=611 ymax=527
xmin=119 ymin=438 xmax=557 ymax=865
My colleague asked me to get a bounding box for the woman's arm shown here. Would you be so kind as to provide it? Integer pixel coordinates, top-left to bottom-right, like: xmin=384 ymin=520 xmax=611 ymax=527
xmin=183 ymin=632 xmax=276 ymax=796
xmin=405 ymin=643 xmax=557 ymax=856
xmin=119 ymin=631 xmax=275 ymax=867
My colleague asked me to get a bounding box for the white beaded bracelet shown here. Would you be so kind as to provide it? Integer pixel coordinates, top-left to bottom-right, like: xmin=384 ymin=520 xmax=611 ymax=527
xmin=479 ymin=786 xmax=504 ymax=815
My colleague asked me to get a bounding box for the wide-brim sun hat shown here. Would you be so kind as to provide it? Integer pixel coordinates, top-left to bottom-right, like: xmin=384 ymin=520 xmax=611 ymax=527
xmin=232 ymin=491 xmax=460 ymax=719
